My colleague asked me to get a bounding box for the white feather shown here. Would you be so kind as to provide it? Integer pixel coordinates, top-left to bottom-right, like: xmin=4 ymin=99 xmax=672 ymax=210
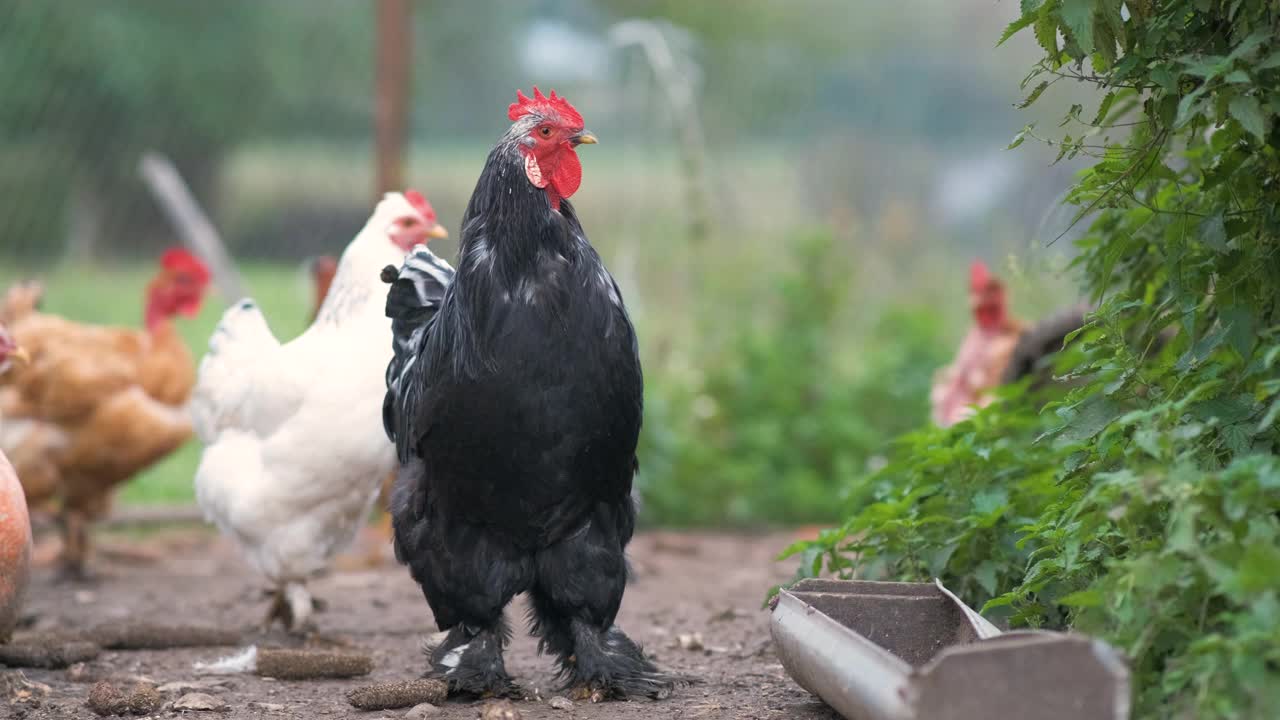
xmin=194 ymin=645 xmax=258 ymax=675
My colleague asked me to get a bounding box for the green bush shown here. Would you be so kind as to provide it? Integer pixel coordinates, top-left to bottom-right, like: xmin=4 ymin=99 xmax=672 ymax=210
xmin=785 ymin=2 xmax=1280 ymax=717
xmin=639 ymin=231 xmax=949 ymax=526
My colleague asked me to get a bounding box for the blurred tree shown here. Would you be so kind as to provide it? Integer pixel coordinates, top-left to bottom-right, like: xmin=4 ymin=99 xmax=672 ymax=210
xmin=0 ymin=1 xmax=275 ymax=261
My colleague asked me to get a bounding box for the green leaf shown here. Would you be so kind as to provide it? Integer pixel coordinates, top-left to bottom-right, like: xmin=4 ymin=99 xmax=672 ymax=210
xmin=1228 ymin=94 xmax=1268 ymax=142
xmin=1176 ymin=86 xmax=1208 ymax=127
xmin=1222 ymin=424 xmax=1253 ymax=456
xmin=1021 ymin=0 xmax=1047 ymax=14
xmin=1226 ymin=30 xmax=1269 ymax=63
xmin=1059 ymin=0 xmax=1096 ymax=55
xmin=1059 ymin=588 xmax=1103 ymax=607
xmin=1150 ymin=66 xmax=1177 ymax=93
xmin=973 ymin=488 xmax=1010 ymax=518
xmin=1091 ymin=91 xmax=1116 ymax=126
xmin=1134 ymin=428 xmax=1163 ymax=459
xmin=998 ymin=13 xmax=1039 ymax=47
xmin=1191 ymin=394 xmax=1258 ymax=425
xmin=974 ymin=561 xmax=1000 ymax=595
xmin=1033 ymin=10 xmax=1060 ymax=57
xmin=1092 ymin=18 xmax=1117 ymax=68
xmin=926 ymin=543 xmax=958 ymax=576
xmin=1221 ymin=305 xmax=1256 ymax=359
xmin=1176 ymin=325 xmax=1230 ymax=372
xmin=1260 ymin=397 xmax=1280 ymax=433
xmin=1007 ymin=124 xmax=1035 ymax=150
xmin=1018 ymin=81 xmax=1051 ymax=109
xmin=1053 ymin=396 xmax=1122 ymax=447
xmin=1236 ymin=537 xmax=1280 ymax=596
xmin=981 ymin=592 xmax=1018 ymax=613
xmin=1198 ymin=212 xmax=1228 ymax=253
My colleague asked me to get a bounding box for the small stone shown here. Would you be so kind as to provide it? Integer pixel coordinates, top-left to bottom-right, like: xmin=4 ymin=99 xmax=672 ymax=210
xmin=478 ymin=699 xmax=522 ymax=720
xmin=404 ymin=702 xmax=441 ymax=718
xmin=247 ymin=701 xmax=286 ymax=712
xmin=676 ymin=632 xmax=704 ymax=651
xmin=547 ymin=696 xmax=573 ymax=710
xmin=173 ymin=692 xmax=229 ymax=711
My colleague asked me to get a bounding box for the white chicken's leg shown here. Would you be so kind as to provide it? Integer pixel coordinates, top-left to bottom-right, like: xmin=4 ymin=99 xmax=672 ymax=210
xmin=284 ymin=581 xmax=314 ymax=632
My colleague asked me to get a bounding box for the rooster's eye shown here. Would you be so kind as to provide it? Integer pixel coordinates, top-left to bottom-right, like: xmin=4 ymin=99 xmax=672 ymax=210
xmin=538 ymin=126 xmax=553 ymax=138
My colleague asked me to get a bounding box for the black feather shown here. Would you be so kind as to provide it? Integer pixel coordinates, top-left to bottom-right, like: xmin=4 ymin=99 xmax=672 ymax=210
xmin=382 ymin=247 xmax=455 ymax=463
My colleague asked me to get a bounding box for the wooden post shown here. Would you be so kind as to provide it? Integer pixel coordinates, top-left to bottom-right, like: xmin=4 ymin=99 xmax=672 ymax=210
xmin=375 ymin=0 xmax=412 ymax=199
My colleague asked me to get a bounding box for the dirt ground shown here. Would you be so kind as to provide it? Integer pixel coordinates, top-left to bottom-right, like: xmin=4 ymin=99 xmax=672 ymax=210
xmin=4 ymin=527 xmax=840 ymax=720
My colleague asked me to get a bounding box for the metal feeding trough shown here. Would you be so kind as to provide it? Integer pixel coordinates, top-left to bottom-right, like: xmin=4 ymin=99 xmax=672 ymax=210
xmin=770 ymin=579 xmax=1130 ymax=720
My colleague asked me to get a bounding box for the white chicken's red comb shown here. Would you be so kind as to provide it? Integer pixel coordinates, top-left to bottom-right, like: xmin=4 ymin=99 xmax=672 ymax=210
xmin=404 ymin=190 xmax=438 ymax=223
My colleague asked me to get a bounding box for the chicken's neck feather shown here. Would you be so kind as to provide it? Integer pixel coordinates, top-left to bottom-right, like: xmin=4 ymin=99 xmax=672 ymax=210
xmin=313 ymin=227 xmax=406 ymax=326
xmin=458 ymin=138 xmax=585 ymax=277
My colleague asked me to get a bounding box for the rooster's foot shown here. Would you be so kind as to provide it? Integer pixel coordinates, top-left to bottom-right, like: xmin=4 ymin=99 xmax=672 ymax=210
xmin=566 ymin=683 xmax=607 ymax=703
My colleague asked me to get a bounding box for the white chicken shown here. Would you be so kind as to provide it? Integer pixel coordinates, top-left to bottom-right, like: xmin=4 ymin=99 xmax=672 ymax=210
xmin=193 ymin=191 xmax=449 ymax=631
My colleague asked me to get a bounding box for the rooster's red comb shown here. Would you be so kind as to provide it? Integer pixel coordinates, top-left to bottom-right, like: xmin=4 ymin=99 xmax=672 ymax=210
xmin=161 ymin=247 xmax=211 ymax=283
xmin=507 ymin=86 xmax=584 ymax=128
xmin=403 ymin=189 xmax=438 ymax=223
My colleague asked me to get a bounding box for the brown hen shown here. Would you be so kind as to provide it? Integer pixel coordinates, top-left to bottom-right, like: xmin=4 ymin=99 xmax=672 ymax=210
xmin=0 ymin=249 xmax=211 ymax=578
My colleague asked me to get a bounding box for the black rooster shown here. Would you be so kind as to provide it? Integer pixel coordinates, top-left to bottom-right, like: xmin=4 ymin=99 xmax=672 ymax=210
xmin=382 ymin=88 xmax=676 ymax=701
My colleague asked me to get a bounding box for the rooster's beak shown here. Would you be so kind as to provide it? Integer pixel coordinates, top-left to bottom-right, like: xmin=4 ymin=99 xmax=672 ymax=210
xmin=10 ymin=347 xmax=30 ymax=367
xmin=427 ymin=223 xmax=449 ymax=240
xmin=572 ymin=131 xmax=598 ymax=146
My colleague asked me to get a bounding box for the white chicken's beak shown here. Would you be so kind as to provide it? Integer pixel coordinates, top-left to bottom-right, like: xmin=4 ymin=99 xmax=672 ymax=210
xmin=427 ymin=223 xmax=449 ymax=240
xmin=9 ymin=347 xmax=29 ymax=368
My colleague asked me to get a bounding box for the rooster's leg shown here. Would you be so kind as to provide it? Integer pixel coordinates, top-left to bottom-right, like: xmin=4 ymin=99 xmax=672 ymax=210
xmin=528 ymin=517 xmax=679 ymax=701
xmin=424 ymin=617 xmax=520 ymax=698
xmin=54 ymin=509 xmax=93 ymax=582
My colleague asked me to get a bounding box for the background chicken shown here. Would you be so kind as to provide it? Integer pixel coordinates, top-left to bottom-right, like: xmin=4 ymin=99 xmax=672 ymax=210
xmin=193 ymin=190 xmax=447 ymax=631
xmin=0 ymin=249 xmax=211 ymax=578
xmin=384 ymin=88 xmax=674 ymax=700
xmin=930 ymin=261 xmax=1090 ymax=427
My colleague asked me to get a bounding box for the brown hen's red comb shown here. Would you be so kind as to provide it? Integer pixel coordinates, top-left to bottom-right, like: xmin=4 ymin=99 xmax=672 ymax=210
xmin=404 ymin=189 xmax=438 ymax=223
xmin=970 ymin=261 xmax=995 ymax=290
xmin=507 ymin=86 xmax=584 ymax=128
xmin=161 ymin=247 xmax=211 ymax=283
